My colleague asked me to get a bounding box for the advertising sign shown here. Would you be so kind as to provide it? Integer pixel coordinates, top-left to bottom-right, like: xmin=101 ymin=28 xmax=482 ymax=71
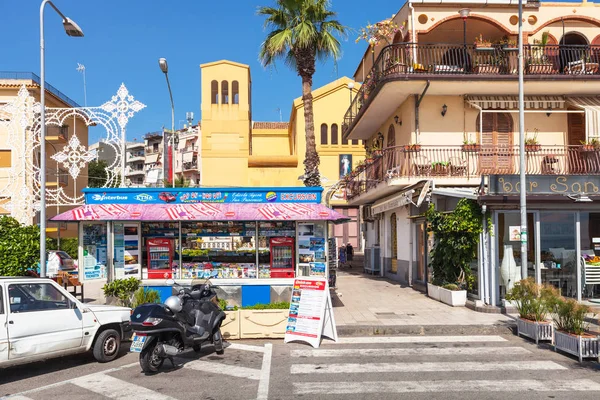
xmin=82 ymin=223 xmax=107 ymax=280
xmin=284 ymin=278 xmax=337 ymax=348
xmin=84 ymin=187 xmax=322 ymax=205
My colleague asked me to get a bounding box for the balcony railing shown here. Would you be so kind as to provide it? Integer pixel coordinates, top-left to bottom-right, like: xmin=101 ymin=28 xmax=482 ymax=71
xmin=343 ymin=43 xmax=600 ymax=134
xmin=0 ymin=71 xmax=80 ymax=108
xmin=345 ymin=144 xmax=600 ymax=199
xmin=183 ymin=161 xmax=198 ymax=171
xmin=180 ymin=145 xmax=198 ymax=153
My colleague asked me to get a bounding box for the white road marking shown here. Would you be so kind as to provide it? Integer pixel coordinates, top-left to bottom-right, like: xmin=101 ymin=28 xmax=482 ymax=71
xmin=4 ymin=396 xmax=35 ymax=400
xmin=291 ymin=360 xmax=567 ymax=374
xmin=227 ymin=343 xmax=265 ymax=353
xmin=185 ymin=360 xmax=261 ymax=380
xmin=294 ymin=379 xmax=600 ymax=395
xmin=70 ymin=374 xmax=177 ymax=400
xmin=256 ymin=343 xmax=273 ymax=400
xmin=336 ymin=335 xmax=507 ymax=344
xmin=290 ymin=346 xmax=531 ymax=358
xmin=5 ymin=362 xmax=139 ymax=397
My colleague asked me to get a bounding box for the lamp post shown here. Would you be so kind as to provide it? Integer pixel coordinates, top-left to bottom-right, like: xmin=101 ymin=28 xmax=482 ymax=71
xmin=39 ymin=0 xmax=84 ymax=278
xmin=518 ymin=0 xmax=528 ymax=279
xmin=158 ymin=58 xmax=175 ymax=188
xmin=459 ymin=8 xmax=470 ymax=72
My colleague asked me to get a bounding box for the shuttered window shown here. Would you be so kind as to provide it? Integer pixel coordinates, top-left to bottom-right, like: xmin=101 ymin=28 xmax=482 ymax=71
xmin=477 ymin=112 xmax=514 ymax=173
xmin=568 ymin=111 xmax=585 ymax=146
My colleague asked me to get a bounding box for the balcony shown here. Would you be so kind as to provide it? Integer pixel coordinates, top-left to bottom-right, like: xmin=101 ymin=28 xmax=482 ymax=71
xmin=128 ymin=152 xmax=145 ymax=162
xmin=183 ymin=161 xmax=198 ymax=171
xmin=126 ymin=167 xmax=145 ymax=176
xmin=145 ymin=147 xmax=160 ymax=155
xmin=46 ymin=125 xmax=68 ymax=142
xmin=345 ymin=145 xmax=600 ymax=201
xmin=180 ymin=145 xmax=198 ymax=153
xmin=343 ymin=43 xmax=600 ymax=136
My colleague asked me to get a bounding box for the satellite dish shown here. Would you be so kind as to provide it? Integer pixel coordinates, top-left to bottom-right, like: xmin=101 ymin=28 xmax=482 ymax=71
xmin=416 ymin=180 xmax=431 ymax=207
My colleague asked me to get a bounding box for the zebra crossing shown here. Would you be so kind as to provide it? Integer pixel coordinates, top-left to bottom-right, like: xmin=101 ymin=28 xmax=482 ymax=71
xmin=281 ymin=335 xmax=600 ymax=399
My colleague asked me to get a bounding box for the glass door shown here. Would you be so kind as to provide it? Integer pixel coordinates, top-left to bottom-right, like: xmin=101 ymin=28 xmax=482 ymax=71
xmin=539 ymin=212 xmax=577 ymax=298
xmin=579 ymin=212 xmax=600 ymax=302
xmin=414 ymin=220 xmax=426 ymax=283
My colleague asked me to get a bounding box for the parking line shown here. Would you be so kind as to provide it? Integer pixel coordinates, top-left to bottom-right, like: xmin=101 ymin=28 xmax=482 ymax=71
xmin=71 ymin=374 xmax=177 ymax=400
xmin=257 ymin=343 xmax=273 ymax=400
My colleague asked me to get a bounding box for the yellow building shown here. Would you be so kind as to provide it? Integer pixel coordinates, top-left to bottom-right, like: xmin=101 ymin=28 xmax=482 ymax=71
xmin=199 ymin=60 xmax=365 ymax=248
xmin=0 ymin=72 xmax=88 ymax=238
xmin=343 ymin=0 xmax=600 ymax=305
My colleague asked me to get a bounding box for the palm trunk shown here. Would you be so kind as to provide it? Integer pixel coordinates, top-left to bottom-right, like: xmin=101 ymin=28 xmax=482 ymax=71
xmin=301 ymin=74 xmax=321 ymax=187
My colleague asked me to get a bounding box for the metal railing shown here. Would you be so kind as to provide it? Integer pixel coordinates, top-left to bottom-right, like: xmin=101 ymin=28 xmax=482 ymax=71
xmin=183 ymin=161 xmax=198 ymax=170
xmin=0 ymin=71 xmax=80 ymax=108
xmin=345 ymin=144 xmax=600 ymax=199
xmin=180 ymin=145 xmax=199 ymax=153
xmin=343 ymin=43 xmax=600 ymax=134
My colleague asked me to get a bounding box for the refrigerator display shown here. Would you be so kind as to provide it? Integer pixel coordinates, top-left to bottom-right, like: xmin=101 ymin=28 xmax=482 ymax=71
xmin=147 ymin=238 xmax=173 ymax=279
xmin=270 ymin=237 xmax=295 ymax=278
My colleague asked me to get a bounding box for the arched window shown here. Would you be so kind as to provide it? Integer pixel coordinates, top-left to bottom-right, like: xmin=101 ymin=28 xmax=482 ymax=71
xmin=232 ymin=81 xmax=239 ymax=104
xmin=331 ymin=124 xmax=338 ymax=145
xmin=221 ymin=80 xmax=229 ymax=104
xmin=387 ymin=125 xmax=396 ymax=147
xmin=320 ymin=123 xmax=328 ymax=145
xmin=211 ymin=80 xmax=218 ymax=104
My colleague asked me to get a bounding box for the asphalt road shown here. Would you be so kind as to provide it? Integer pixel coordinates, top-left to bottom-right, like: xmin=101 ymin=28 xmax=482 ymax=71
xmin=1 ymin=334 xmax=599 ymax=400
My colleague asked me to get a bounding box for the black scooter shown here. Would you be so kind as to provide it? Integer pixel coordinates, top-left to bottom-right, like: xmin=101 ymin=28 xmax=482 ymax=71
xmin=130 ymin=279 xmax=226 ymax=373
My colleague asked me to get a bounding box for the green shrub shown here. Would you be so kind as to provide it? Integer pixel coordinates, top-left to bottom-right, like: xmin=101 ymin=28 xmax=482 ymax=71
xmin=506 ymin=278 xmax=558 ymax=322
xmin=132 ymin=288 xmax=162 ymax=308
xmin=219 ymin=298 xmax=238 ymax=311
xmin=103 ymin=277 xmax=140 ymax=307
xmin=442 ymin=283 xmax=460 ymax=291
xmin=550 ymin=296 xmax=594 ymax=335
xmin=47 ymin=237 xmax=78 ymax=259
xmin=241 ymin=301 xmax=290 ymax=310
xmin=0 ymin=216 xmax=48 ymax=276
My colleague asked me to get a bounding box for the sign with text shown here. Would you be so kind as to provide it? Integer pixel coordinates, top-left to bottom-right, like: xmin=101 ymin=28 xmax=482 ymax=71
xmin=490 ymin=175 xmax=600 ymax=195
xmin=284 ymin=278 xmax=338 ymax=348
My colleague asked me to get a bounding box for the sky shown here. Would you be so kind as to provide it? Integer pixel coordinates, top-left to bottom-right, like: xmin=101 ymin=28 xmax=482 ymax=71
xmin=0 ymin=0 xmax=402 ymax=143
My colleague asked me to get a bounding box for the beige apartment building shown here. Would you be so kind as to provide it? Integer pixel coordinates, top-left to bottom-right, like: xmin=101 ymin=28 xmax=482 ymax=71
xmin=0 ymin=72 xmax=88 ymax=238
xmin=344 ymin=0 xmax=600 ymax=306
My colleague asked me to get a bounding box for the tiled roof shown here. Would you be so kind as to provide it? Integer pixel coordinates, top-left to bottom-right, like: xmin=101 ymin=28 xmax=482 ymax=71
xmin=253 ymin=121 xmax=289 ymax=129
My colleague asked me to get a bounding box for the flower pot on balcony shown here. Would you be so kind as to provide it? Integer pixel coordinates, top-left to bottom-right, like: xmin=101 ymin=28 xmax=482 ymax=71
xmin=517 ymin=317 xmax=553 ymax=344
xmin=461 ymin=144 xmax=481 ymax=153
xmin=431 ymin=164 xmax=449 ymax=176
xmin=554 ymin=329 xmax=600 ymax=362
xmin=403 ymin=144 xmax=421 ymax=153
xmin=525 ymin=144 xmax=541 ymax=152
xmin=526 ymin=63 xmax=554 ymax=74
xmin=474 ymin=64 xmax=500 ymax=74
xmin=579 ymin=145 xmax=600 ymax=153
xmin=567 ymin=62 xmax=599 ymax=75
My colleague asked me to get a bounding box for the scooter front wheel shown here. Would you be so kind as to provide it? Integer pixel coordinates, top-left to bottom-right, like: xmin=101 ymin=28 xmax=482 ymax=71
xmin=213 ymin=329 xmax=224 ymax=355
xmin=140 ymin=339 xmax=164 ymax=373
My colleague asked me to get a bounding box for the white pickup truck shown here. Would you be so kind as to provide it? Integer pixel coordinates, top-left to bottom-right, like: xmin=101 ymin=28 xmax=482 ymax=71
xmin=0 ymin=277 xmax=132 ymax=368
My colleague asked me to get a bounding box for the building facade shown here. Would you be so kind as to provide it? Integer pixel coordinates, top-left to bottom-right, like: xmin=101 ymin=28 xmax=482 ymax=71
xmin=199 ymin=60 xmax=366 ymax=249
xmin=90 ymin=140 xmax=118 ymax=166
xmin=343 ymin=0 xmax=600 ymax=304
xmin=144 ymin=131 xmax=166 ymax=187
xmin=125 ymin=140 xmax=145 ymax=187
xmin=174 ymin=125 xmax=201 ymax=186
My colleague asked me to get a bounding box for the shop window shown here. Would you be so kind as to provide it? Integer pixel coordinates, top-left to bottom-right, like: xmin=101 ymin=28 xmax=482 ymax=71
xmin=221 ymin=80 xmax=229 ymax=104
xmin=232 ymin=80 xmax=239 ymax=104
xmin=82 ymin=222 xmax=108 ymax=280
xmin=211 ymin=80 xmax=218 ymax=104
xmin=320 ymin=123 xmax=328 ymax=145
xmin=297 ymin=222 xmax=327 ymax=278
xmin=539 ymin=212 xmax=577 ymax=298
xmin=580 ymin=212 xmax=600 ymax=300
xmin=331 ymin=124 xmax=339 ymax=145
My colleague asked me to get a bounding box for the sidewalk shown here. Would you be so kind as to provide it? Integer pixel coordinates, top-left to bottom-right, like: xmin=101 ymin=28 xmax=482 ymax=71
xmin=332 ymin=260 xmax=514 ymax=336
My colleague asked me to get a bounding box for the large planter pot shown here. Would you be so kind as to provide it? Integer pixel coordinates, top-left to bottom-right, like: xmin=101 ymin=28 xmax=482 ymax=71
xmin=554 ymin=328 xmax=600 ymax=362
xmin=516 ymin=317 xmax=553 ymax=344
xmin=427 ymin=283 xmax=440 ymax=301
xmin=221 ymin=310 xmax=240 ymax=340
xmin=526 ymin=63 xmax=554 ymax=74
xmin=474 ymin=64 xmax=500 ymax=74
xmin=239 ymin=309 xmax=289 ymax=339
xmin=439 ymin=287 xmax=467 ymax=307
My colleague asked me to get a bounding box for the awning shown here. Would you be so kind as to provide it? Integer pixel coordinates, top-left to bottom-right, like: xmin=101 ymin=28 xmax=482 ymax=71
xmin=51 ymin=203 xmax=350 ymax=223
xmin=371 ymin=180 xmax=432 ymax=215
xmin=466 ymin=95 xmax=564 ymax=110
xmin=182 ymin=152 xmax=194 ymax=163
xmin=566 ymin=97 xmax=600 ymax=140
xmin=145 ymin=154 xmax=159 ymax=164
xmin=146 ymin=169 xmax=160 ymax=184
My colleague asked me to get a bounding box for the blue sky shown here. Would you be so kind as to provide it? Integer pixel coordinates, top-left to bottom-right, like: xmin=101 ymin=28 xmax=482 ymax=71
xmin=1 ymin=0 xmax=401 ymax=143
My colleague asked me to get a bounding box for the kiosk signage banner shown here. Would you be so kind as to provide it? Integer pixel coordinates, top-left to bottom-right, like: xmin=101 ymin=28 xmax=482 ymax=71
xmin=284 ymin=278 xmax=337 ymax=348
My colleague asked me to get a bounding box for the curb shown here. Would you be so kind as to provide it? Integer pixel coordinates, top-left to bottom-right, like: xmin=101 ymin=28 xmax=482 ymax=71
xmin=336 ymin=323 xmax=516 ymax=337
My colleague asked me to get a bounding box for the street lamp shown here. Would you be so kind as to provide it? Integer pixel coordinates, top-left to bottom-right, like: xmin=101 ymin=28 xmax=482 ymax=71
xmin=458 ymin=8 xmax=470 ymax=72
xmin=39 ymin=0 xmax=84 ymax=278
xmin=517 ymin=0 xmax=528 ymax=279
xmin=158 ymin=57 xmax=175 ymax=188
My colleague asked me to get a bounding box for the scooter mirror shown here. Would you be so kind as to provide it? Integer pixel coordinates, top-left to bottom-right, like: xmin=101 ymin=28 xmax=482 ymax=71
xmin=165 ymin=279 xmax=175 ymax=285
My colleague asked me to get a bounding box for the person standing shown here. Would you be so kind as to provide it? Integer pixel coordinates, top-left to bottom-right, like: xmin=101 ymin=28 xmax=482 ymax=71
xmin=345 ymin=242 xmax=354 ymax=269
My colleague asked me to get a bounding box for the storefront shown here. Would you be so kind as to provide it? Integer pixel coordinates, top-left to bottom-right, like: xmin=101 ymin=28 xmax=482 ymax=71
xmin=53 ymin=187 xmax=347 ymax=305
xmin=481 ymin=175 xmax=600 ymax=306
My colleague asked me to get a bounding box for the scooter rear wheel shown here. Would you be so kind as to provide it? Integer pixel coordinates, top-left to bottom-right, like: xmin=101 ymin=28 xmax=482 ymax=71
xmin=140 ymin=340 xmax=164 ymax=373
xmin=213 ymin=329 xmax=224 ymax=355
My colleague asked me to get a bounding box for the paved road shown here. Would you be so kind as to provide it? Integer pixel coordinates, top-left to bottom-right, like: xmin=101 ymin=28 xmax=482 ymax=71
xmin=1 ymin=334 xmax=599 ymax=400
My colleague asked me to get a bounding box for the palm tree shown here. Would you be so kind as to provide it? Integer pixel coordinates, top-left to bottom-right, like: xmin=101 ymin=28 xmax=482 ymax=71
xmin=258 ymin=0 xmax=346 ymax=187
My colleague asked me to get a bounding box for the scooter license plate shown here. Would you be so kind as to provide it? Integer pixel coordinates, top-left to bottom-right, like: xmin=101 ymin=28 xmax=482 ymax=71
xmin=130 ymin=334 xmax=147 ymax=353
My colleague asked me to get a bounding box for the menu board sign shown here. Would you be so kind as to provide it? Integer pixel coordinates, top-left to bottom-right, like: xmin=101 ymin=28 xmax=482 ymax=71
xmin=284 ymin=277 xmax=337 ymax=348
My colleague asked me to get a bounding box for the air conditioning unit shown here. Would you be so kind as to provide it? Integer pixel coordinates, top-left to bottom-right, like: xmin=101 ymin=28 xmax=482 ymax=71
xmin=364 ymin=246 xmax=381 ymax=275
xmin=362 ymin=205 xmax=374 ymax=221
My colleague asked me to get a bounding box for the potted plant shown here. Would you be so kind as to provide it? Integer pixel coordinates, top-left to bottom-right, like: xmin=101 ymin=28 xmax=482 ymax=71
xmin=403 ymin=143 xmax=421 ymax=152
xmin=506 ymin=278 xmax=558 ymax=344
xmin=526 ymin=31 xmax=554 ymax=74
xmin=474 ymin=34 xmax=492 ymax=50
xmin=473 ymin=53 xmax=503 ymax=74
xmin=239 ymin=301 xmax=290 ymax=339
xmin=461 ymin=139 xmax=480 ymax=152
xmin=413 ymin=63 xmax=428 ymax=73
xmin=431 ymin=161 xmax=449 ymax=176
xmin=525 ymin=128 xmax=541 ymax=152
xmin=500 ymin=36 xmax=518 ymax=51
xmin=549 ymin=296 xmax=599 ymax=362
xmin=438 ymin=283 xmax=467 ymax=307
xmin=579 ymin=138 xmax=600 ymax=152
xmin=102 ymin=277 xmax=140 ymax=307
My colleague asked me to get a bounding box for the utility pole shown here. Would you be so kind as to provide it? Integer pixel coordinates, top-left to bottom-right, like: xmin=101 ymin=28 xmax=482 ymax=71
xmin=518 ymin=0 xmax=528 ymax=279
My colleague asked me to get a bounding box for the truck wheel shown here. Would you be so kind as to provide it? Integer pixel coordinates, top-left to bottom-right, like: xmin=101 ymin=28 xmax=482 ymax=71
xmin=93 ymin=329 xmax=121 ymax=363
xmin=140 ymin=340 xmax=163 ymax=373
xmin=213 ymin=329 xmax=224 ymax=355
